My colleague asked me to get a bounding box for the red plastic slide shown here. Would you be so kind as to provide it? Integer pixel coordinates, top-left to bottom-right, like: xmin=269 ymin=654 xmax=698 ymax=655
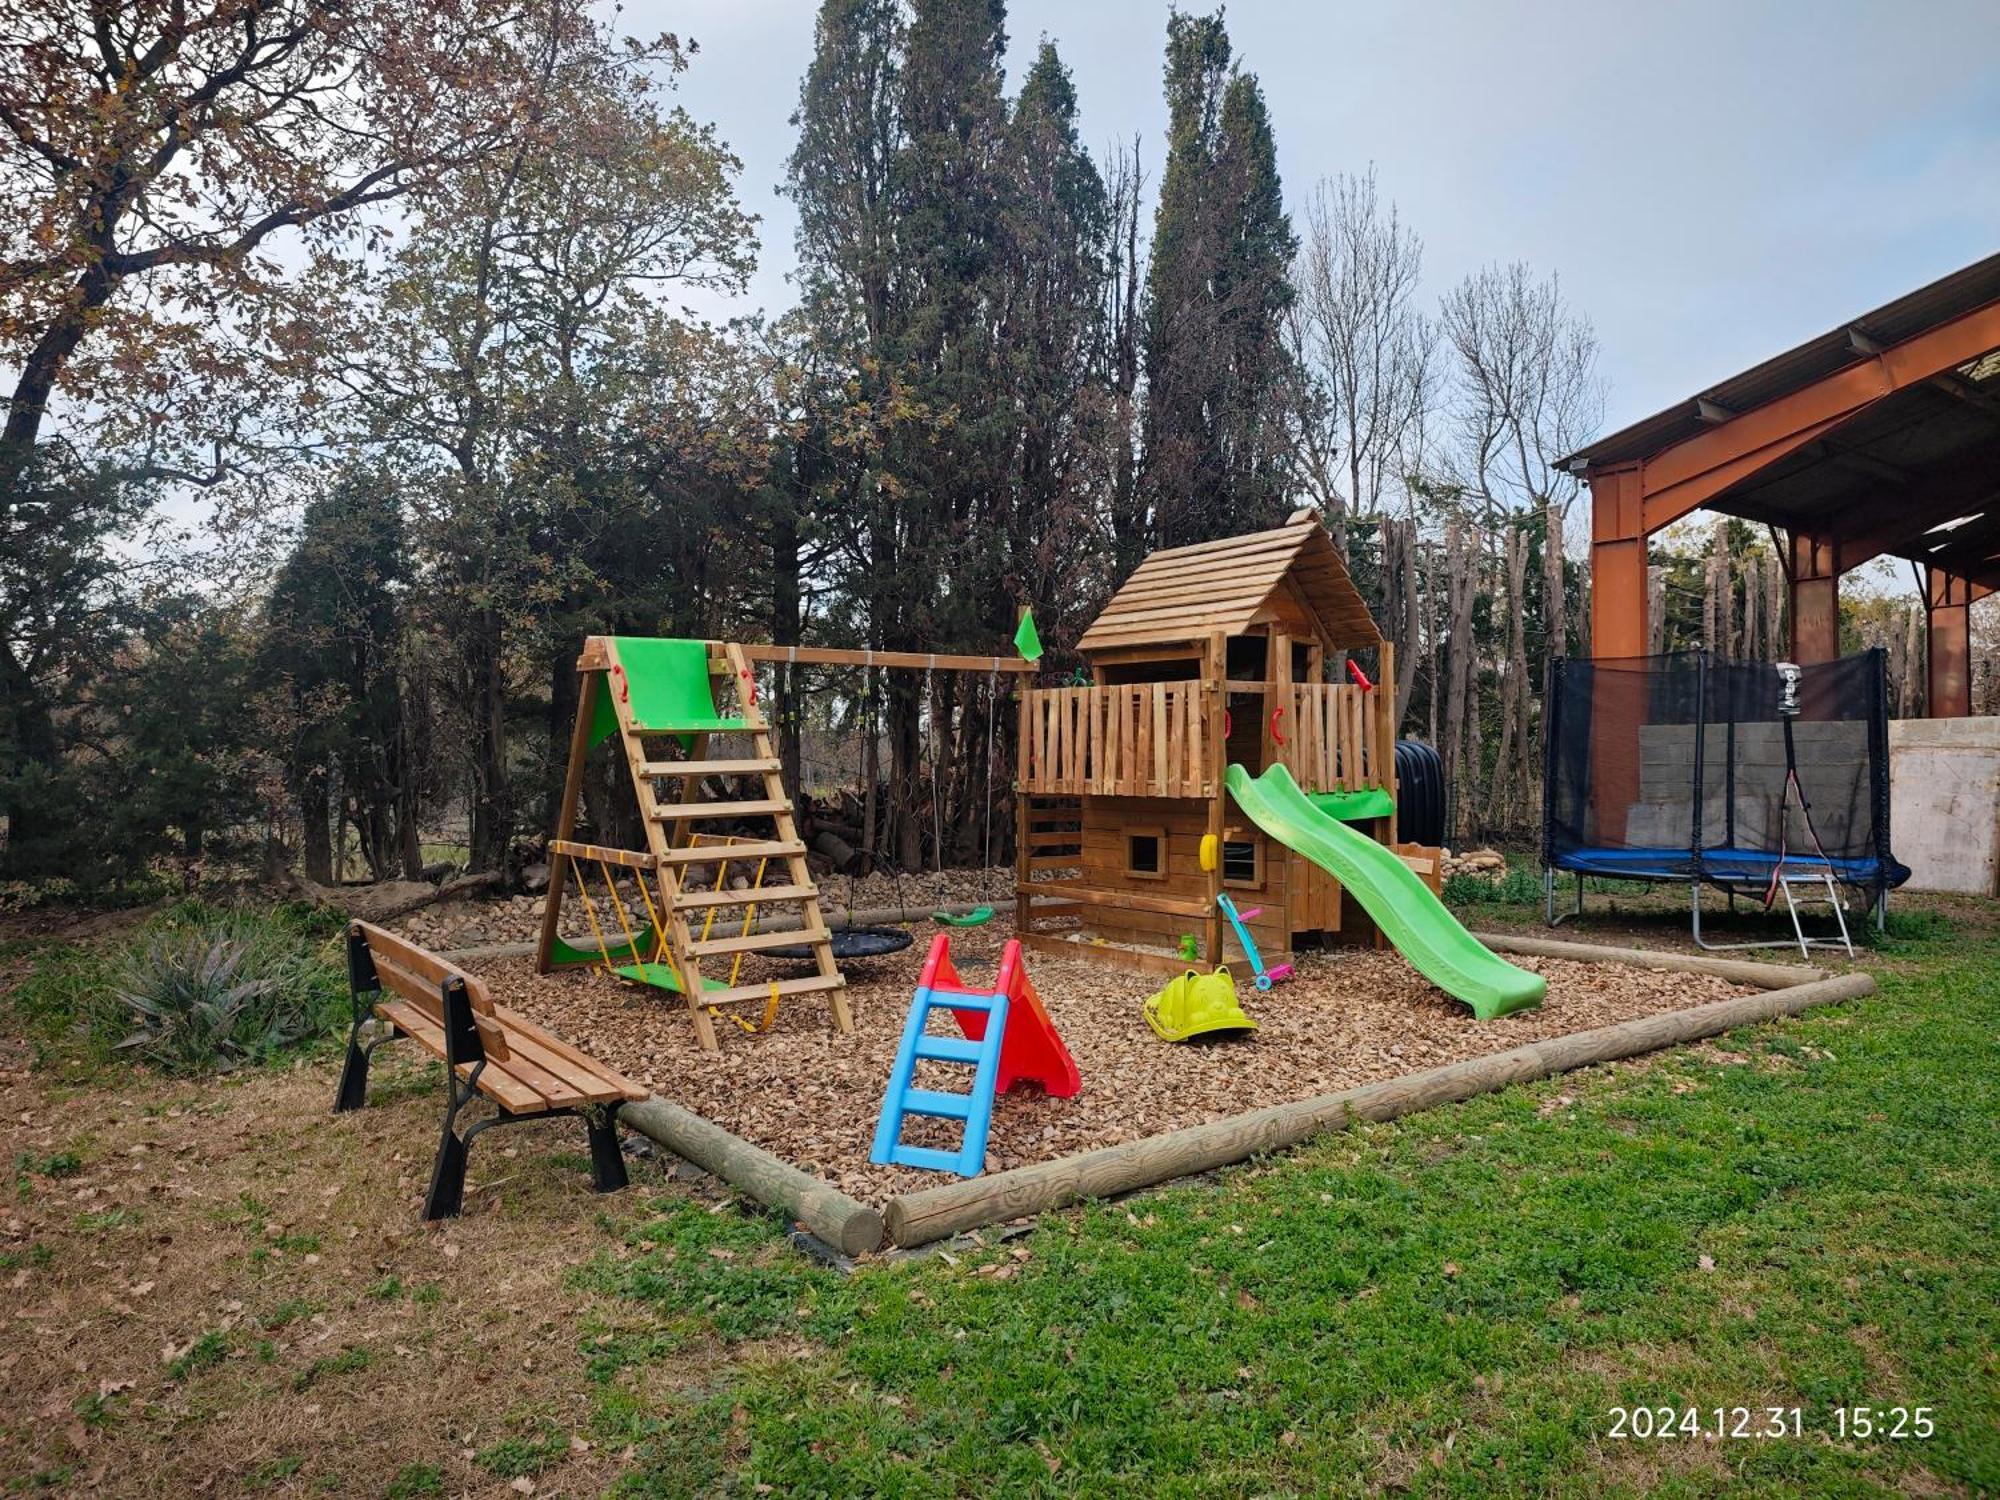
xmin=918 ymin=933 xmax=1081 ymax=1098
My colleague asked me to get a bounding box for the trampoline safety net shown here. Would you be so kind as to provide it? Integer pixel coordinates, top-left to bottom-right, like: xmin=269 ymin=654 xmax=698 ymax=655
xmin=1543 ymin=649 xmax=1909 ymax=896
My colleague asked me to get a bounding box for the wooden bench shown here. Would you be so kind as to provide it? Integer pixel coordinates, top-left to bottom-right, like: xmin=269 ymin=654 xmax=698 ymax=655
xmin=333 ymin=921 xmax=647 ymax=1220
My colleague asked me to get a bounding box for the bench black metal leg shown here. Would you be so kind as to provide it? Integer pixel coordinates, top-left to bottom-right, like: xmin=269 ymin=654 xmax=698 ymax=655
xmin=586 ymin=1107 xmax=628 ymax=1194
xmin=423 ymin=1127 xmax=468 ymax=1220
xmin=422 ymin=1067 xmax=484 ymax=1221
xmin=333 ymin=1021 xmax=371 ymax=1113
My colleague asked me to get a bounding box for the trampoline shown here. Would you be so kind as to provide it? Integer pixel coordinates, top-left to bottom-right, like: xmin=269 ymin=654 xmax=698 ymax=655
xmin=1543 ymin=649 xmax=1909 ymax=954
xmin=762 ymin=926 xmax=915 ymax=963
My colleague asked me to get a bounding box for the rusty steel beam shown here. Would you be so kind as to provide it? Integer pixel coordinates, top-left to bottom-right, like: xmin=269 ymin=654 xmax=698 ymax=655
xmin=1925 ymin=568 xmax=1982 ymax=718
xmin=1584 ymin=295 xmax=2000 ymax=542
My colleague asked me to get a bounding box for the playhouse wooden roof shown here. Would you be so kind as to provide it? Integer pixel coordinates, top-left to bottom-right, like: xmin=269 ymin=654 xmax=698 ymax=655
xmin=1078 ymin=514 xmax=1384 ymax=655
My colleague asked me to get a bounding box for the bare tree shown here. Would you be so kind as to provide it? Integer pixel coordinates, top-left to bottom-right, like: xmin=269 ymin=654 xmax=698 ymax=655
xmin=1286 ymin=168 xmax=1438 ymax=552
xmin=1439 ymin=262 xmax=1603 ymax=658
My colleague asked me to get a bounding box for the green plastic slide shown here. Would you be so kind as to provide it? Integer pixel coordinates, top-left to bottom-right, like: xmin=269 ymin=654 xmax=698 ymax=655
xmin=1225 ymin=763 xmax=1545 ymax=1020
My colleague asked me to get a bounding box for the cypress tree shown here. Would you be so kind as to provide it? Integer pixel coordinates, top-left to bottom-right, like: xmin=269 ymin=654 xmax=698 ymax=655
xmin=1213 ymin=70 xmax=1297 ymax=522
xmin=1139 ymin=9 xmax=1296 ymax=545
xmin=1000 ymin=41 xmax=1111 ymax=639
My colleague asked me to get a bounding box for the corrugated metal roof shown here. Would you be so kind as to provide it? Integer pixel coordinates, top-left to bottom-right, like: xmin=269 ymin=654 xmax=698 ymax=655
xmin=1077 ymin=518 xmax=1383 ymax=653
xmin=1564 ymin=250 xmax=2000 ymax=470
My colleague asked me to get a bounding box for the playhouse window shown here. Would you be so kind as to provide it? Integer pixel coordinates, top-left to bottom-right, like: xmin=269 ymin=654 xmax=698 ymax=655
xmin=1125 ymin=828 xmax=1166 ymax=880
xmin=1222 ymin=839 xmax=1261 ymax=887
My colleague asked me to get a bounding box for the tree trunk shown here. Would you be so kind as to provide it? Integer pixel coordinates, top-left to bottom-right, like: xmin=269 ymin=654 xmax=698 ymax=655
xmin=1483 ymin=527 xmax=1529 ymax=829
xmin=299 ymin=767 xmax=334 ymax=885
xmin=1741 ymin=554 xmax=1760 ymax=662
xmin=467 ymin=607 xmax=512 ymax=874
xmin=1902 ymin=605 xmax=1925 ymax=717
xmin=1541 ymin=499 xmax=1567 ymax=661
xmin=770 ymin=500 xmax=804 ymax=796
xmin=1441 ymin=524 xmax=1480 ymax=842
xmin=0 ymin=635 xmax=62 ymax=873
xmin=1763 ymin=552 xmax=1785 ymax=660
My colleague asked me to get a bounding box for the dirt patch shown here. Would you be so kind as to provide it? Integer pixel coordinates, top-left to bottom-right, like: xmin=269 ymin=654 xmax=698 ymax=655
xmin=0 ymin=1036 xmax=693 ymax=1497
xmin=481 ymin=917 xmax=1757 ymax=1205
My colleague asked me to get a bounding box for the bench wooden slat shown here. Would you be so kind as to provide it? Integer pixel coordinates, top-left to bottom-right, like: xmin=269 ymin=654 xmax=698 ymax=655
xmin=483 ymin=1017 xmax=627 ymax=1105
xmin=372 ymin=953 xmax=512 ymax=1062
xmin=353 ymin=922 xmax=497 ymax=1014
xmin=490 ymin=1006 xmax=647 ymax=1103
xmin=376 ymin=997 xmax=601 ymax=1111
xmin=375 ymin=999 xmax=548 ymax=1114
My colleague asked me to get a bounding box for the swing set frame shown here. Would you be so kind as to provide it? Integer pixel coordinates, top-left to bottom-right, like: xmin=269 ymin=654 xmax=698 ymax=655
xmin=537 ymin=637 xmax=1031 ymax=1051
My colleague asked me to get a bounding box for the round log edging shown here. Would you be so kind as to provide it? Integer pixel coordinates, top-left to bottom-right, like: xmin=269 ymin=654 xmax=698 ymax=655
xmin=441 ymin=900 xmax=1004 ymax=963
xmin=1471 ymin=931 xmax=1825 ymax=990
xmin=619 ymin=1097 xmax=884 ymax=1256
xmin=880 ymin=970 xmax=1877 ymax=1249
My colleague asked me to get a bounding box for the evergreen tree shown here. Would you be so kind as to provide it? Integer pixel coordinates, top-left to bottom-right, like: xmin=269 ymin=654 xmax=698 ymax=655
xmin=263 ymin=470 xmax=413 ymax=883
xmin=999 ymin=41 xmax=1112 ymax=644
xmin=1213 ymin=72 xmax=1297 ymax=520
xmin=1139 ymin=10 xmax=1296 ymax=546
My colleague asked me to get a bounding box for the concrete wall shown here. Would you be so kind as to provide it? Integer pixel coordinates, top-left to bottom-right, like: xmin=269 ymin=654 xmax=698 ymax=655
xmin=1889 ymin=717 xmax=2000 ymax=896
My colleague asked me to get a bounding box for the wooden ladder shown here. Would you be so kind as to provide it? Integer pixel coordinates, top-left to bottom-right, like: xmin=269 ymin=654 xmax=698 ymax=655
xmin=605 ymin=640 xmax=850 ymax=1052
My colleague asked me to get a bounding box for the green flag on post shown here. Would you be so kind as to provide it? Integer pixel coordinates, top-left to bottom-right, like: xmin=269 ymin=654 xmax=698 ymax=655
xmin=1013 ymin=607 xmax=1043 ymax=663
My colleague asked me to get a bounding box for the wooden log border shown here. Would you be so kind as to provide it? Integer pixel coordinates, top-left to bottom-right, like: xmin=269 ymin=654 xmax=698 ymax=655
xmin=1472 ymin=932 xmax=1824 ymax=990
xmin=882 ymin=970 xmax=1874 ymax=1247
xmin=620 ymin=1097 xmax=885 ymax=1256
xmin=520 ymin=930 xmax=1871 ymax=1258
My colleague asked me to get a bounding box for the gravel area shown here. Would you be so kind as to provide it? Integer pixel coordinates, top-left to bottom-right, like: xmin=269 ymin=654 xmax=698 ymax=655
xmin=478 ymin=916 xmax=1756 ymax=1207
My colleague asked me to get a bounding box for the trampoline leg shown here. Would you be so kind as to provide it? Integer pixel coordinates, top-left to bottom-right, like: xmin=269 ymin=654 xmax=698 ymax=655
xmin=1545 ymin=868 xmax=1583 ymax=929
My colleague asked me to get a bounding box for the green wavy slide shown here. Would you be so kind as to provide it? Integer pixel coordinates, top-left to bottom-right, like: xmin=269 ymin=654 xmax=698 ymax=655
xmin=1225 ymin=763 xmax=1546 ymax=1020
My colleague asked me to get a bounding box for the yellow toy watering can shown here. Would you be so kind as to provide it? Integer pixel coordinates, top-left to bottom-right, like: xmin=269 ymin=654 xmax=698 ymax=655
xmin=1144 ymin=966 xmax=1259 ymax=1043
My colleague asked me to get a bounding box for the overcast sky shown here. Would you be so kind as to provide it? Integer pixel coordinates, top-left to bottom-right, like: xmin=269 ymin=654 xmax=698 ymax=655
xmin=648 ymin=0 xmax=2000 ymax=438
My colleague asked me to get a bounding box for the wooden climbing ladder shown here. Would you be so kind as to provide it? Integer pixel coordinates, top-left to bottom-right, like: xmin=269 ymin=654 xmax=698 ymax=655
xmin=537 ymin=636 xmax=851 ymax=1053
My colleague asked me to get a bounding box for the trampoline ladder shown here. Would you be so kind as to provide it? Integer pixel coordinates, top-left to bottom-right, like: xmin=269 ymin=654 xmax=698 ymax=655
xmin=1690 ymin=870 xmax=1855 ymax=959
xmin=1775 ymin=872 xmax=1853 ymax=959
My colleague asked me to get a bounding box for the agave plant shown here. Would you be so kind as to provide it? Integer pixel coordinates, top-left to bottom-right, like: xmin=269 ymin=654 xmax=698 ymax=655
xmin=111 ymin=930 xmax=314 ymax=1074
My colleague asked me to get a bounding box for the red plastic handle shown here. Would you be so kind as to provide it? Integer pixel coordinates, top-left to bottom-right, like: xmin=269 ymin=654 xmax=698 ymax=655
xmin=1270 ymin=706 xmax=1286 ymax=745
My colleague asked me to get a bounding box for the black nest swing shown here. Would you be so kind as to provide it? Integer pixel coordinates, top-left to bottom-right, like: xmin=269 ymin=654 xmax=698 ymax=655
xmin=762 ymin=926 xmax=915 ymax=963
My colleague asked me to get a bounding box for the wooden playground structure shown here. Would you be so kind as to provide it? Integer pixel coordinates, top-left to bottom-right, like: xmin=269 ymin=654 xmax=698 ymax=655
xmin=531 ymin=510 xmax=1457 ymax=1046
xmin=1014 ymin=509 xmax=1419 ymax=977
xmin=536 ymin=635 xmax=1030 ymax=1052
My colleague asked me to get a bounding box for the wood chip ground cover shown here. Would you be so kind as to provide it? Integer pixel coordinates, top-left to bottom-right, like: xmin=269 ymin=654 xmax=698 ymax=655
xmin=478 ymin=918 xmax=1755 ymax=1205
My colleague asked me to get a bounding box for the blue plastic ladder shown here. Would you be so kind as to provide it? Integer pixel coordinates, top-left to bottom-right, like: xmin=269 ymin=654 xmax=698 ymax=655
xmin=869 ymin=984 xmax=1011 ymax=1177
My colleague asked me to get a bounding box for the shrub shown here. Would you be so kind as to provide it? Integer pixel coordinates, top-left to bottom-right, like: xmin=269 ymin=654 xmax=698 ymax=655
xmin=112 ymin=931 xmax=304 ymax=1072
xmin=1442 ymin=862 xmax=1542 ymax=908
xmin=8 ymin=901 xmax=345 ymax=1076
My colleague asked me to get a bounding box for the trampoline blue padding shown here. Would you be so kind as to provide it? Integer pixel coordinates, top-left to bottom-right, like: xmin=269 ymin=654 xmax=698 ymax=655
xmin=1554 ymin=845 xmax=1910 ymax=889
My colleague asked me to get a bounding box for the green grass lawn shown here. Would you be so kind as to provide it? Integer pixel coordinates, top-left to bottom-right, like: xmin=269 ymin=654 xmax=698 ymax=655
xmin=573 ymin=911 xmax=1998 ymax=1498
xmin=5 ymin=896 xmax=1992 ymax=1496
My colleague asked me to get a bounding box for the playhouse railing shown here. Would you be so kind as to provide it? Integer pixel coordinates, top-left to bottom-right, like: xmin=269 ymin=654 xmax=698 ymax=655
xmin=1017 ymin=684 xmax=1215 ymax=798
xmin=1282 ymin=683 xmax=1390 ymax=792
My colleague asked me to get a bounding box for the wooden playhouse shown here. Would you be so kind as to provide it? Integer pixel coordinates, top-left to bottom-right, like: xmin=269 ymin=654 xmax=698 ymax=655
xmin=1014 ymin=510 xmax=1429 ymax=978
